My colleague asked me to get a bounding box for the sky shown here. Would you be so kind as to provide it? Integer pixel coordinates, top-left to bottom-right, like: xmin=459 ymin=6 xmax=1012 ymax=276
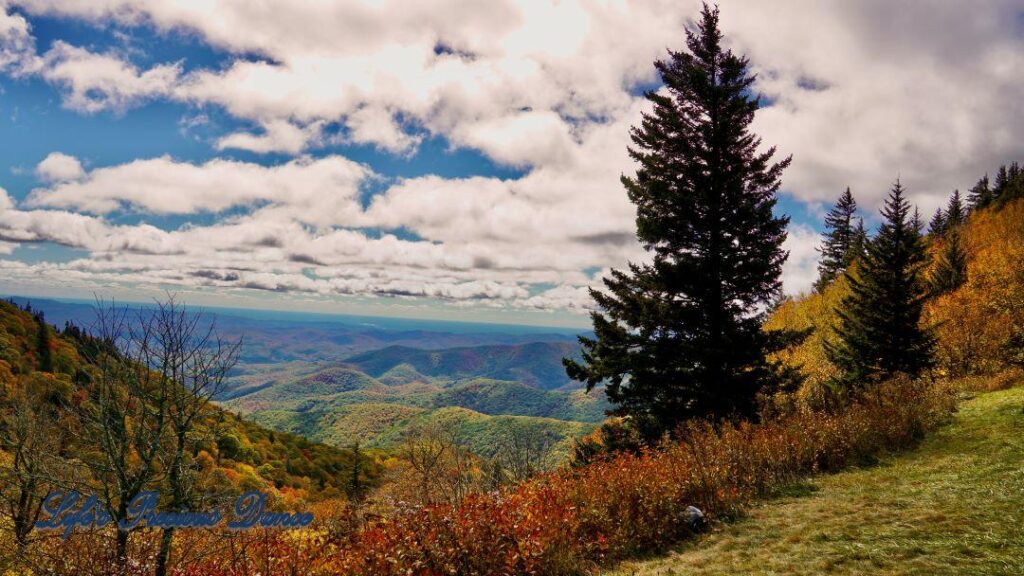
xmin=0 ymin=1 xmax=1022 ymax=328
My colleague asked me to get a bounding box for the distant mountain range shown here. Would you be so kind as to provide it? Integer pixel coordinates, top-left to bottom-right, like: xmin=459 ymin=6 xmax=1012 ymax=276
xmin=10 ymin=297 xmax=605 ymax=462
xmin=6 ymin=297 xmax=583 ymax=365
xmin=346 ymin=341 xmax=582 ymax=390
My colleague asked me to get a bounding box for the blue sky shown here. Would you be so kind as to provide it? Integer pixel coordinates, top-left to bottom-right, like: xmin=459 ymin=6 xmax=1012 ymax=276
xmin=1 ymin=1 xmax=1022 ymax=327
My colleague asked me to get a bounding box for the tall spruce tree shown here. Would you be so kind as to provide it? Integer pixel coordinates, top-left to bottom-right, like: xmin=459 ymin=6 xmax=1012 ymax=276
xmin=968 ymin=174 xmax=992 ymax=210
xmin=826 ymin=181 xmax=934 ymax=387
xmin=564 ymin=4 xmax=798 ymax=441
xmin=945 ymin=189 xmax=965 ymax=227
xmin=991 ymin=165 xmax=1009 ymax=203
xmin=927 ymin=208 xmax=946 ymax=237
xmin=849 ymin=218 xmax=869 ymax=262
xmin=996 ymin=162 xmax=1024 ymax=206
xmin=34 ymin=312 xmax=53 ymax=373
xmin=929 ymin=228 xmax=968 ymax=297
xmin=348 ymin=442 xmax=366 ymax=503
xmin=814 ymin=187 xmax=859 ymax=292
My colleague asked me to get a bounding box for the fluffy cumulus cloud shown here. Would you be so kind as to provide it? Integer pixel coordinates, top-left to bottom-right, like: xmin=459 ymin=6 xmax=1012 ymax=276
xmin=35 ymin=152 xmax=85 ymax=182
xmin=26 ymin=155 xmax=372 ymax=222
xmin=37 ymin=41 xmax=182 ymax=113
xmin=4 ymin=151 xmax=627 ymax=310
xmin=0 ymin=4 xmax=33 ymax=71
xmin=1 ymin=0 xmax=1023 ymax=316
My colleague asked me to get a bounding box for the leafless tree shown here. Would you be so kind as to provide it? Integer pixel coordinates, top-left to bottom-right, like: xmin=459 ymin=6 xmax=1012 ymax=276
xmin=400 ymin=423 xmax=450 ymax=505
xmin=148 ymin=297 xmax=240 ymax=576
xmin=399 ymin=422 xmax=484 ymax=505
xmin=438 ymin=440 xmax=479 ymax=504
xmin=77 ymin=298 xmax=172 ymax=564
xmin=496 ymin=425 xmax=550 ymax=484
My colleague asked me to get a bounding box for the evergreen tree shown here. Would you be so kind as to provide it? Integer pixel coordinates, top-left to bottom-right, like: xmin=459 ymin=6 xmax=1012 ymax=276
xmin=992 ymin=165 xmax=1009 ymax=202
xmin=968 ymin=174 xmax=992 ymax=210
xmin=35 ymin=312 xmax=53 ymax=373
xmin=348 ymin=442 xmax=366 ymax=503
xmin=849 ymin=218 xmax=869 ymax=263
xmin=996 ymin=161 xmax=1024 ymax=206
xmin=814 ymin=187 xmax=859 ymax=292
xmin=945 ymin=189 xmax=965 ymax=228
xmin=911 ymin=206 xmax=923 ymax=234
xmin=825 ymin=181 xmax=934 ymax=387
xmin=564 ymin=4 xmax=798 ymax=440
xmin=929 ymin=228 xmax=968 ymax=297
xmin=927 ymin=208 xmax=946 ymax=237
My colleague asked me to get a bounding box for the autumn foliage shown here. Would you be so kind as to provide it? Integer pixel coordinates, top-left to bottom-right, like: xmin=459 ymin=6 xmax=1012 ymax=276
xmin=9 ymin=376 xmax=952 ymax=576
xmin=925 ymin=199 xmax=1024 ymax=376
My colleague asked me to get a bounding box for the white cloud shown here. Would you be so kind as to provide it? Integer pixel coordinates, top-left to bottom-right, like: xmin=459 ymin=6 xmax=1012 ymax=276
xmin=344 ymin=105 xmax=421 ymax=154
xmin=2 ymin=0 xmax=1024 ymax=313
xmin=728 ymin=1 xmax=1024 ymax=212
xmin=35 ymin=152 xmax=85 ymax=182
xmin=0 ymin=4 xmax=34 ymax=72
xmin=0 ymin=187 xmax=14 ymax=212
xmin=451 ymin=110 xmax=576 ymax=168
xmin=38 ymin=41 xmax=181 ymax=113
xmin=216 ymin=119 xmax=325 ymax=155
xmin=26 ymin=155 xmax=372 ymax=224
xmin=8 ymin=0 xmax=1020 ymax=212
xmin=6 ymin=0 xmax=680 ymax=159
xmin=780 ymin=224 xmax=821 ymax=297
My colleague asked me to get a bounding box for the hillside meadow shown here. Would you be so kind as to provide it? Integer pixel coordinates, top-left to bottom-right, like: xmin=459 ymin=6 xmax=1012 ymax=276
xmin=609 ymin=381 xmax=1024 ymax=576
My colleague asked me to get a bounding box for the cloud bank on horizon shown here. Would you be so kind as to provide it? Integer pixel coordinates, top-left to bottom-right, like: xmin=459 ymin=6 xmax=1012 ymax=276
xmin=0 ymin=0 xmax=1021 ymax=323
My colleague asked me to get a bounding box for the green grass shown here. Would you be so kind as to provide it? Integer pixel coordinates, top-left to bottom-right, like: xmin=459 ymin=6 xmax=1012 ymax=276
xmin=606 ymin=386 xmax=1024 ymax=576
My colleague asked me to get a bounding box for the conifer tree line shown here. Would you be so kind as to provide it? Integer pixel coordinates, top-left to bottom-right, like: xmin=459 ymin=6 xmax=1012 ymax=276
xmin=809 ymin=155 xmax=1024 ymax=386
xmin=966 ymin=161 xmax=1024 ymax=211
xmin=824 ymin=181 xmax=934 ymax=388
xmin=817 ymin=156 xmax=1024 ymax=297
xmin=567 ymin=2 xmax=1023 ymax=445
xmin=815 ymin=158 xmax=1022 ymax=298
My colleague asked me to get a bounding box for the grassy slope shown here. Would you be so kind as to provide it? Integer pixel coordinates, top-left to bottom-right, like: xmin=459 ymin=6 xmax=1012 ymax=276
xmin=608 ymin=386 xmax=1024 ymax=576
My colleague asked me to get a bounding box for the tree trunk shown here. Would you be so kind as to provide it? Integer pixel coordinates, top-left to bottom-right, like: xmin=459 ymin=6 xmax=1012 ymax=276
xmin=116 ymin=526 xmax=129 ymax=566
xmin=155 ymin=527 xmax=174 ymax=576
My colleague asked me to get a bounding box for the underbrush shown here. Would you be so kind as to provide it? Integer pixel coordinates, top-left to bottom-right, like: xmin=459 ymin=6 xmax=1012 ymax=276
xmin=953 ymin=368 xmax=1023 ymax=393
xmin=16 ymin=379 xmax=956 ymax=576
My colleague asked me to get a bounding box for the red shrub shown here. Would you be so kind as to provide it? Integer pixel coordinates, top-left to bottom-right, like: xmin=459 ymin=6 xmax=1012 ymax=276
xmin=20 ymin=380 xmax=953 ymax=576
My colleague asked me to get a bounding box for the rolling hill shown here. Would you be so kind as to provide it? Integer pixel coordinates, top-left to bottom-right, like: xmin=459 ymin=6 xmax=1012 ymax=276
xmin=8 ymin=297 xmax=582 ymax=367
xmin=222 ymin=341 xmax=606 ymax=461
xmin=431 ymin=378 xmax=606 ymax=422
xmin=345 ymin=341 xmax=583 ymax=390
xmin=244 ymin=401 xmax=593 ymax=462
